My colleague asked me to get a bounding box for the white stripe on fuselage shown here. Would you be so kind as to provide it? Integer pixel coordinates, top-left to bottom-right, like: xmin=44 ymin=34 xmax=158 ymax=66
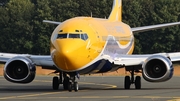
xmin=76 ymin=35 xmax=134 ymax=73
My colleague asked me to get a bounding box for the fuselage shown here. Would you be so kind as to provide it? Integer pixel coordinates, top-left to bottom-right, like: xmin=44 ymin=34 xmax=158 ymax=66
xmin=50 ymin=17 xmax=134 ymax=74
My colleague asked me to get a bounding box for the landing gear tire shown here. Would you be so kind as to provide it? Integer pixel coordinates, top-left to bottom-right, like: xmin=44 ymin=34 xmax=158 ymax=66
xmin=124 ymin=76 xmax=131 ymax=89
xmin=52 ymin=76 xmax=59 ymax=90
xmin=135 ymin=76 xmax=141 ymax=89
xmin=68 ymin=82 xmax=72 ymax=92
xmin=63 ymin=79 xmax=69 ymax=90
xmin=74 ymin=82 xmax=78 ymax=92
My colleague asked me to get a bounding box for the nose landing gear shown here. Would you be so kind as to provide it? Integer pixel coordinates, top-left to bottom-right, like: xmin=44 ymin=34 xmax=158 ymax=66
xmin=52 ymin=71 xmax=79 ymax=92
xmin=68 ymin=74 xmax=79 ymax=92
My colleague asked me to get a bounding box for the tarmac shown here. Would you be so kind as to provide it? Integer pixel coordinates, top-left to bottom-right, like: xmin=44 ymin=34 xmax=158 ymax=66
xmin=0 ymin=76 xmax=180 ymax=101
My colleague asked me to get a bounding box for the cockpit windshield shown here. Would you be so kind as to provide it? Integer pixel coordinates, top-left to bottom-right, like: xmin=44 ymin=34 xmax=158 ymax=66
xmin=57 ymin=34 xmax=68 ymax=39
xmin=56 ymin=33 xmax=88 ymax=41
xmin=69 ymin=34 xmax=80 ymax=38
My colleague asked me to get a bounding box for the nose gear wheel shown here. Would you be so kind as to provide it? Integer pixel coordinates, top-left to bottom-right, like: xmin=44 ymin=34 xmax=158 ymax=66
xmin=52 ymin=71 xmax=79 ymax=92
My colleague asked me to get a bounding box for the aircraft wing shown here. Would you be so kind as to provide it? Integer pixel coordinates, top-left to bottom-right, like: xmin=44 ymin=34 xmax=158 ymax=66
xmin=43 ymin=20 xmax=61 ymax=25
xmin=131 ymin=22 xmax=180 ymax=33
xmin=112 ymin=52 xmax=180 ymax=67
xmin=0 ymin=53 xmax=56 ymax=70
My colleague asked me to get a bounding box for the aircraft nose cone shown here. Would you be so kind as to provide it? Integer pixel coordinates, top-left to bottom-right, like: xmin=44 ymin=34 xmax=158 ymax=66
xmin=53 ymin=39 xmax=83 ymax=71
xmin=59 ymin=42 xmax=77 ymax=63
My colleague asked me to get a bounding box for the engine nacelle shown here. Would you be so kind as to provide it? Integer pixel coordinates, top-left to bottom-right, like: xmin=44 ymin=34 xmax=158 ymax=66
xmin=4 ymin=56 xmax=36 ymax=83
xmin=142 ymin=55 xmax=173 ymax=82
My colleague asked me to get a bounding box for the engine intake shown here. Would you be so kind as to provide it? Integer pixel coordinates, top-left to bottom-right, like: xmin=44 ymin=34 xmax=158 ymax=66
xmin=4 ymin=56 xmax=36 ymax=83
xmin=142 ymin=55 xmax=173 ymax=82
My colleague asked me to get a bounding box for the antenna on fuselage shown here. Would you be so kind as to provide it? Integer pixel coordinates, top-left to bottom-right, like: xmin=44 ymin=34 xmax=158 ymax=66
xmin=91 ymin=12 xmax=92 ymax=17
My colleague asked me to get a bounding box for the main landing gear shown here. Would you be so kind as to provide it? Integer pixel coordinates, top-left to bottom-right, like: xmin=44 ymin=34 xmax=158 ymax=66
xmin=124 ymin=67 xmax=141 ymax=89
xmin=52 ymin=71 xmax=79 ymax=92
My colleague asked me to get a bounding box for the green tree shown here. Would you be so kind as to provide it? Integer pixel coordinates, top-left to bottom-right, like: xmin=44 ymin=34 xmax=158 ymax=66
xmin=0 ymin=6 xmax=8 ymax=50
xmin=49 ymin=0 xmax=79 ymax=21
xmin=1 ymin=0 xmax=180 ymax=55
xmin=0 ymin=0 xmax=9 ymax=6
xmin=141 ymin=0 xmax=180 ymax=54
xmin=31 ymin=0 xmax=54 ymax=54
xmin=123 ymin=0 xmax=180 ymax=54
xmin=75 ymin=0 xmax=112 ymax=18
xmin=0 ymin=0 xmax=34 ymax=53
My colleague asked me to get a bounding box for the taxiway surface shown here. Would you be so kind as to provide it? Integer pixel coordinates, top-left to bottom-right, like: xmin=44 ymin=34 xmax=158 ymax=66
xmin=0 ymin=76 xmax=180 ymax=101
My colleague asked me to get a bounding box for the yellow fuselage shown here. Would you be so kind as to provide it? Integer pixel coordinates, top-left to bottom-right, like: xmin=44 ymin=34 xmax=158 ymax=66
xmin=50 ymin=17 xmax=134 ymax=73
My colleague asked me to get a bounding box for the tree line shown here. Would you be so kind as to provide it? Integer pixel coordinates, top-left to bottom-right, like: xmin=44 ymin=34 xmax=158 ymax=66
xmin=0 ymin=0 xmax=180 ymax=55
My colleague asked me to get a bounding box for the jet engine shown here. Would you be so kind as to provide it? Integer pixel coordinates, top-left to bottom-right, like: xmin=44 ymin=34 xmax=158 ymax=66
xmin=142 ymin=55 xmax=173 ymax=82
xmin=4 ymin=56 xmax=36 ymax=83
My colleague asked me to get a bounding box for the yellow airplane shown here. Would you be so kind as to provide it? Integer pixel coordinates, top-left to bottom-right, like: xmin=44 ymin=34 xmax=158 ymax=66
xmin=1 ymin=0 xmax=180 ymax=92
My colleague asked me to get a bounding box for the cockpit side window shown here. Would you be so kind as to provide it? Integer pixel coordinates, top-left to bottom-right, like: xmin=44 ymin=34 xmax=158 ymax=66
xmin=81 ymin=33 xmax=88 ymax=41
xmin=57 ymin=34 xmax=68 ymax=39
xmin=81 ymin=34 xmax=85 ymax=40
xmin=84 ymin=34 xmax=88 ymax=40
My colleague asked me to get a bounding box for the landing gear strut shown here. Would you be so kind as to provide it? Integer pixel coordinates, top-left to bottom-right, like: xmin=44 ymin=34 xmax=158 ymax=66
xmin=52 ymin=71 xmax=79 ymax=92
xmin=68 ymin=73 xmax=79 ymax=92
xmin=124 ymin=67 xmax=141 ymax=89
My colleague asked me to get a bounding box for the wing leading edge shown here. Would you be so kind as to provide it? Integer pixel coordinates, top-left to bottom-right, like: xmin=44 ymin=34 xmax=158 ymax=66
xmin=43 ymin=20 xmax=61 ymax=25
xmin=112 ymin=52 xmax=180 ymax=67
xmin=0 ymin=53 xmax=56 ymax=70
xmin=131 ymin=21 xmax=180 ymax=33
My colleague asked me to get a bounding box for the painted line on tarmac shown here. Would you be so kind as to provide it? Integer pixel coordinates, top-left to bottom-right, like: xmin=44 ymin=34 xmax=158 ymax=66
xmin=0 ymin=92 xmax=65 ymax=100
xmin=48 ymin=96 xmax=180 ymax=99
xmin=34 ymin=80 xmax=117 ymax=89
xmin=167 ymin=98 xmax=180 ymax=101
xmin=0 ymin=80 xmax=117 ymax=100
xmin=79 ymin=82 xmax=117 ymax=89
xmin=19 ymin=96 xmax=179 ymax=99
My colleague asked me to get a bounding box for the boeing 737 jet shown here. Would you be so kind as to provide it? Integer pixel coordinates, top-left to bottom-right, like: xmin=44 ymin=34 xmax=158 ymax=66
xmin=1 ymin=0 xmax=180 ymax=92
